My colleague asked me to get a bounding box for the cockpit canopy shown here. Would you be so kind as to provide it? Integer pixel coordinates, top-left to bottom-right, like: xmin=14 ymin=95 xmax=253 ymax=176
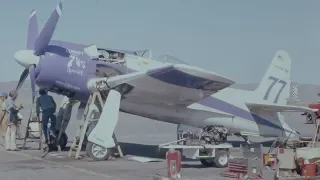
xmin=156 ymin=54 xmax=189 ymax=65
xmin=97 ymin=48 xmax=188 ymax=66
xmin=97 ymin=48 xmax=152 ymax=59
xmin=132 ymin=49 xmax=152 ymax=59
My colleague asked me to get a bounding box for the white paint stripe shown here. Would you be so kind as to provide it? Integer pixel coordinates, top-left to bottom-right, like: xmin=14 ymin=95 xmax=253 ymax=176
xmin=29 ymin=10 xmax=36 ymax=19
xmin=0 ymin=148 xmax=119 ymax=179
xmin=56 ymin=4 xmax=62 ymax=16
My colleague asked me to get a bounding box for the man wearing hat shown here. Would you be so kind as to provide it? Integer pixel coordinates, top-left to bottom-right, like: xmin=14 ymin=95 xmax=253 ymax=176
xmin=0 ymin=92 xmax=7 ymax=141
xmin=5 ymin=90 xmax=23 ymax=151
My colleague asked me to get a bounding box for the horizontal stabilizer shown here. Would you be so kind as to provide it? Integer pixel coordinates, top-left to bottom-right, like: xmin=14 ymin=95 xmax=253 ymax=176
xmin=245 ymin=102 xmax=318 ymax=113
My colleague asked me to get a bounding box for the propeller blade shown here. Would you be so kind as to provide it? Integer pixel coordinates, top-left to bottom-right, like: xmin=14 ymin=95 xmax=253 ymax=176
xmin=27 ymin=9 xmax=39 ymax=50
xmin=34 ymin=1 xmax=63 ymax=54
xmin=29 ymin=65 xmax=36 ymax=102
xmin=16 ymin=68 xmax=29 ymax=91
xmin=84 ymin=44 xmax=99 ymax=59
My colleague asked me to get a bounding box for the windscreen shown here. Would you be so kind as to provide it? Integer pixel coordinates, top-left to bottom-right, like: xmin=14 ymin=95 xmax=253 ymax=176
xmin=156 ymin=54 xmax=189 ymax=65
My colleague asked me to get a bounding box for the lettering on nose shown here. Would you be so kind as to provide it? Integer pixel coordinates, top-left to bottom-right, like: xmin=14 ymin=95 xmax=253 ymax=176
xmin=66 ymin=50 xmax=86 ymax=76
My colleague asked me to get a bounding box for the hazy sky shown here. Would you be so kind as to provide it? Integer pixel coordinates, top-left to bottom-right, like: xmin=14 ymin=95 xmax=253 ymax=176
xmin=1 ymin=0 xmax=320 ymax=84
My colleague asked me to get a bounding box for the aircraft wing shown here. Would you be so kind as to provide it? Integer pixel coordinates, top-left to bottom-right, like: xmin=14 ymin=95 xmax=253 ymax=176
xmin=245 ymin=102 xmax=318 ymax=113
xmin=104 ymin=64 xmax=235 ymax=106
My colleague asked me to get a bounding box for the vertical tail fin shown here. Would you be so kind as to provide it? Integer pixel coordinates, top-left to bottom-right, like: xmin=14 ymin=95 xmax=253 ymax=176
xmin=254 ymin=50 xmax=291 ymax=105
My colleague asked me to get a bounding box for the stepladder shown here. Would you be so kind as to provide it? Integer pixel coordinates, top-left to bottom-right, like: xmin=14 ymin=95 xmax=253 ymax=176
xmin=22 ymin=91 xmax=43 ymax=150
xmin=311 ymin=118 xmax=320 ymax=147
xmin=68 ymin=92 xmax=123 ymax=159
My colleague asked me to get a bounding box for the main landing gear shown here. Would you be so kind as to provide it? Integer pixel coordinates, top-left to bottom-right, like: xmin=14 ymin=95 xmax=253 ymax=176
xmin=68 ymin=90 xmax=123 ymax=160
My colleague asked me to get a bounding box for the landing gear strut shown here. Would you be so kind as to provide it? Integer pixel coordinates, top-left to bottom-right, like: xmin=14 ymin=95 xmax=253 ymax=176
xmin=234 ymin=133 xmax=252 ymax=148
xmin=87 ymin=90 xmax=123 ymax=160
xmin=242 ymin=135 xmax=251 ymax=144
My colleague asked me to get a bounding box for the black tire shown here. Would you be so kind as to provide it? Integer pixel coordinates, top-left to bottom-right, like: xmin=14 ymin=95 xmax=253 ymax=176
xmin=57 ymin=132 xmax=68 ymax=151
xmin=48 ymin=131 xmax=68 ymax=151
xmin=213 ymin=150 xmax=229 ymax=168
xmin=86 ymin=141 xmax=112 ymax=161
xmin=200 ymin=158 xmax=215 ymax=167
xmin=306 ymin=113 xmax=316 ymax=124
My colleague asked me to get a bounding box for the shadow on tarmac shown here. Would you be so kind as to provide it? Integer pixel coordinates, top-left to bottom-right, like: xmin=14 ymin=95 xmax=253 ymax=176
xmin=118 ymin=140 xmax=275 ymax=159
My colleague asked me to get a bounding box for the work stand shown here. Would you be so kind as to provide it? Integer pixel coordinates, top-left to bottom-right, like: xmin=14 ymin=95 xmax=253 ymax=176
xmin=68 ymin=92 xmax=123 ymax=159
xmin=21 ymin=91 xmax=43 ymax=150
xmin=311 ymin=118 xmax=320 ymax=147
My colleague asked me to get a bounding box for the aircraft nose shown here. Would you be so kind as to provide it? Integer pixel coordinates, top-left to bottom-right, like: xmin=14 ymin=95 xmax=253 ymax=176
xmin=14 ymin=50 xmax=40 ymax=68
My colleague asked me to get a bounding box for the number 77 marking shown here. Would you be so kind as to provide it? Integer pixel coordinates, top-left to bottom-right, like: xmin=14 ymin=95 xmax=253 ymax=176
xmin=263 ymin=76 xmax=287 ymax=103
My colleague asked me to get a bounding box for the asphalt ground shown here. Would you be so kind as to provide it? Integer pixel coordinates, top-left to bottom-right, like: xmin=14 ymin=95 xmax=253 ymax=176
xmin=0 ymin=112 xmax=315 ymax=180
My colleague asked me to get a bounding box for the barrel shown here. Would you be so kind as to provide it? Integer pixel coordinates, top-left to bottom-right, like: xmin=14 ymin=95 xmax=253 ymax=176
xmin=302 ymin=164 xmax=316 ymax=177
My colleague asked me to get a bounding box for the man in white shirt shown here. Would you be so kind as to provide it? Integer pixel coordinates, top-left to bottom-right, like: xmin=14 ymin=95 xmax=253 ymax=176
xmin=5 ymin=90 xmax=23 ymax=151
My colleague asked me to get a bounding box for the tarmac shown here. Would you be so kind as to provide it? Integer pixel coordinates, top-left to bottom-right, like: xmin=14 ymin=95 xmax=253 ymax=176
xmin=0 ymin=112 xmax=316 ymax=180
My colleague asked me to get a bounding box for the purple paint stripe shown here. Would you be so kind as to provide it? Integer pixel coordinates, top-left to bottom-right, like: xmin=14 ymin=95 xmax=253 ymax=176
xmin=148 ymin=67 xmax=230 ymax=91
xmin=199 ymin=96 xmax=285 ymax=131
xmin=146 ymin=65 xmax=174 ymax=75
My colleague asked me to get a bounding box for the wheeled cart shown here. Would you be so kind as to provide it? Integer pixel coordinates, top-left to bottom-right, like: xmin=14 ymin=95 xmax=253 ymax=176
xmin=158 ymin=139 xmax=233 ymax=168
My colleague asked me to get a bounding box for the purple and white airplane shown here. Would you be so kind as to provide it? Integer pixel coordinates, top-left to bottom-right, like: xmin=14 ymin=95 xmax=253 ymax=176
xmin=13 ymin=1 xmax=316 ymax=162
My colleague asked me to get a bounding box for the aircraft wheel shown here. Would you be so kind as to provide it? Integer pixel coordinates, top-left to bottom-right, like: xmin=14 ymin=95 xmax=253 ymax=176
xmin=86 ymin=141 xmax=112 ymax=161
xmin=306 ymin=113 xmax=316 ymax=124
xmin=213 ymin=150 xmax=229 ymax=168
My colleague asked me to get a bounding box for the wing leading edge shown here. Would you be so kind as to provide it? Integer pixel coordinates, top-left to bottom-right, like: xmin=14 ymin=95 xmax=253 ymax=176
xmin=105 ymin=64 xmax=235 ymax=106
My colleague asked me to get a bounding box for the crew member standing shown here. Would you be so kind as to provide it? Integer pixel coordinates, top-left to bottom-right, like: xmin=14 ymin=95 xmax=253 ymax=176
xmin=5 ymin=90 xmax=22 ymax=151
xmin=0 ymin=92 xmax=7 ymax=141
xmin=36 ymin=89 xmax=57 ymax=144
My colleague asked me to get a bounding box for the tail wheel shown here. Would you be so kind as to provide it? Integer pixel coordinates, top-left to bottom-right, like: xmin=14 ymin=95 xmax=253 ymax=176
xmin=306 ymin=113 xmax=316 ymax=124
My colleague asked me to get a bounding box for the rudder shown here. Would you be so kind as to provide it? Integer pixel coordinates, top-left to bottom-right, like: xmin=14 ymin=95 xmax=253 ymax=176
xmin=254 ymin=50 xmax=291 ymax=105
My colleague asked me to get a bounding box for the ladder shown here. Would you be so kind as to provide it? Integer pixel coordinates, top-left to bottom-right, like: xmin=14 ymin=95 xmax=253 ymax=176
xmin=68 ymin=92 xmax=123 ymax=159
xmin=312 ymin=118 xmax=320 ymax=147
xmin=22 ymin=91 xmax=43 ymax=150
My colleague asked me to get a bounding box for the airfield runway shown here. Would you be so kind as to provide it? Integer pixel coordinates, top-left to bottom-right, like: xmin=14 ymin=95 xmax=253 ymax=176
xmin=0 ymin=111 xmax=315 ymax=180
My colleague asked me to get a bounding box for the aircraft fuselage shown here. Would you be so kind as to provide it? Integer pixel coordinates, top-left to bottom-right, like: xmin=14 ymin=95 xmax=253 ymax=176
xmin=34 ymin=41 xmax=296 ymax=140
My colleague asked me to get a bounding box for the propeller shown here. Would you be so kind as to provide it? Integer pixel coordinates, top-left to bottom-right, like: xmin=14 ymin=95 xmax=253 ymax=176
xmin=14 ymin=1 xmax=63 ymax=102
